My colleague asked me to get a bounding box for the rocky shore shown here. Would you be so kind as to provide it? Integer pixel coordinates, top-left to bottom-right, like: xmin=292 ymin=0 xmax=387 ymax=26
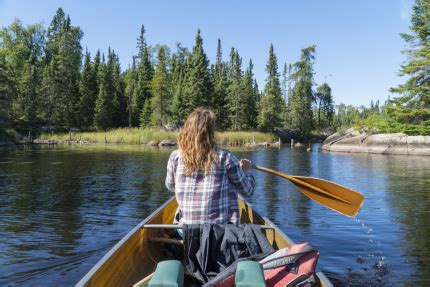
xmin=4 ymin=138 xmax=281 ymax=148
xmin=322 ymin=128 xmax=430 ymax=156
xmin=30 ymin=138 xmax=179 ymax=147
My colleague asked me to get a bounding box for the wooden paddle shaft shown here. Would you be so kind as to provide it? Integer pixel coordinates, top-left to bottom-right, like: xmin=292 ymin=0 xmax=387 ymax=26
xmin=253 ymin=165 xmax=351 ymax=204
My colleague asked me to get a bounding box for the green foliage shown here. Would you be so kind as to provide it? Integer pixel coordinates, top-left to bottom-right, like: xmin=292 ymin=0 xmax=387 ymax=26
xmin=132 ymin=25 xmax=153 ymax=127
xmin=0 ymin=20 xmax=45 ymax=131
xmin=93 ymin=56 xmax=112 ymax=130
xmin=241 ymin=60 xmax=258 ymax=130
xmin=9 ymin=7 xmax=421 ymax=140
xmin=40 ymin=128 xmax=276 ymax=145
xmin=388 ymin=0 xmax=430 ymax=128
xmin=228 ymin=48 xmax=244 ymax=130
xmin=124 ymin=57 xmax=137 ymax=127
xmin=149 ymin=46 xmax=170 ymax=127
xmin=108 ymin=49 xmax=126 ymax=128
xmin=359 ymin=113 xmax=430 ymax=135
xmin=139 ymin=100 xmax=152 ymax=128
xmin=42 ymin=8 xmax=83 ymax=129
xmin=170 ymin=43 xmax=189 ymax=123
xmin=211 ymin=39 xmax=230 ymax=130
xmin=257 ymin=44 xmax=284 ymax=132
xmin=183 ymin=29 xmax=212 ymax=115
xmin=78 ymin=50 xmax=97 ymax=128
xmin=315 ymin=83 xmax=334 ymax=129
xmin=289 ymin=46 xmax=316 ymax=137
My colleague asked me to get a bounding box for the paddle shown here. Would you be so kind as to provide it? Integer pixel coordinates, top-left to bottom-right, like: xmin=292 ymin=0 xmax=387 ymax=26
xmin=252 ymin=165 xmax=364 ymax=217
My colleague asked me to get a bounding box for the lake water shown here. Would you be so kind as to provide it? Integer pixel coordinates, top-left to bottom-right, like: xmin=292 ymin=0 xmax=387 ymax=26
xmin=0 ymin=144 xmax=429 ymax=286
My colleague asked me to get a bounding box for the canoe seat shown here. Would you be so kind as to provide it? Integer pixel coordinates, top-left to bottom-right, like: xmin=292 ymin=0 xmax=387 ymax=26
xmin=235 ymin=261 xmax=265 ymax=287
xmin=148 ymin=260 xmax=184 ymax=287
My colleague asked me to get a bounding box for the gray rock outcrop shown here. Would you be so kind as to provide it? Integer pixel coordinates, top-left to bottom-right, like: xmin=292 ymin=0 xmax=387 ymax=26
xmin=322 ymin=129 xmax=430 ymax=155
xmin=158 ymin=139 xmax=176 ymax=147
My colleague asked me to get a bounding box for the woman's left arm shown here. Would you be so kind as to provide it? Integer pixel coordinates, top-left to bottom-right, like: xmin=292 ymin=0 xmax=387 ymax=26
xmin=165 ymin=152 xmax=177 ymax=192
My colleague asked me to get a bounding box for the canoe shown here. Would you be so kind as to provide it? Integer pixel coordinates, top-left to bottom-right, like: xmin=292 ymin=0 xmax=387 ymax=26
xmin=76 ymin=196 xmax=333 ymax=287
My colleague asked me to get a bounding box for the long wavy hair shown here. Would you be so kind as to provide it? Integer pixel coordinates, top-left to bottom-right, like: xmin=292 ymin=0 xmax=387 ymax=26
xmin=179 ymin=107 xmax=217 ymax=175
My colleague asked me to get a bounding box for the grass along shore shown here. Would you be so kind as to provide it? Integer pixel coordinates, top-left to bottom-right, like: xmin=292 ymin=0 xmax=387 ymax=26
xmin=38 ymin=128 xmax=278 ymax=146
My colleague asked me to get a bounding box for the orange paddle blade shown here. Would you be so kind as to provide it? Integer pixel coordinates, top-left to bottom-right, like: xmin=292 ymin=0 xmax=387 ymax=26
xmin=254 ymin=165 xmax=364 ymax=217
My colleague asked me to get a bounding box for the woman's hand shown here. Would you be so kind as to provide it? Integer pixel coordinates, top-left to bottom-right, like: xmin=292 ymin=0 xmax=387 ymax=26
xmin=240 ymin=159 xmax=253 ymax=171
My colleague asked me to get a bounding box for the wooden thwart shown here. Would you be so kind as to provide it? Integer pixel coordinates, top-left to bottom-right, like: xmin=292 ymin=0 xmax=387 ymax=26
xmin=149 ymin=237 xmax=183 ymax=245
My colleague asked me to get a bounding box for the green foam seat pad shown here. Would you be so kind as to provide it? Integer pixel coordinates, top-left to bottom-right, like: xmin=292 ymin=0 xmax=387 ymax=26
xmin=148 ymin=260 xmax=184 ymax=287
xmin=235 ymin=261 xmax=266 ymax=287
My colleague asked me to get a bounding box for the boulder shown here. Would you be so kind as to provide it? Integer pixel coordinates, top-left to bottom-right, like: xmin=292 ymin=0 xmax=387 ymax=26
xmin=146 ymin=141 xmax=158 ymax=146
xmin=0 ymin=140 xmax=15 ymax=147
xmin=323 ymin=128 xmax=359 ymax=146
xmin=158 ymin=139 xmax=176 ymax=147
xmin=406 ymin=136 xmax=430 ymax=155
xmin=244 ymin=142 xmax=270 ymax=148
xmin=322 ymin=130 xmax=430 ymax=156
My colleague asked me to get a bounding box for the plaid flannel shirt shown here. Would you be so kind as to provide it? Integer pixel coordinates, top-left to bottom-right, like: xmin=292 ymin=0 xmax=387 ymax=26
xmin=165 ymin=148 xmax=255 ymax=224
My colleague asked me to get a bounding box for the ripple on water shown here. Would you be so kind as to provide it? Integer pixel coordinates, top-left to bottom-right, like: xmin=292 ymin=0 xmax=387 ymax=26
xmin=0 ymin=145 xmax=429 ymax=286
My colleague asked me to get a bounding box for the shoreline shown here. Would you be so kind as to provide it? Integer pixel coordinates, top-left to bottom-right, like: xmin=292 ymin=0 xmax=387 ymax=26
xmin=322 ymin=128 xmax=430 ymax=156
xmin=26 ymin=138 xmax=282 ymax=148
xmin=0 ymin=128 xmax=281 ymax=148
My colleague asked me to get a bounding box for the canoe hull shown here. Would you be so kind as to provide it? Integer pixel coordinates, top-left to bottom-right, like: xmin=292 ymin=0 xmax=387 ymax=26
xmin=76 ymin=196 xmax=332 ymax=287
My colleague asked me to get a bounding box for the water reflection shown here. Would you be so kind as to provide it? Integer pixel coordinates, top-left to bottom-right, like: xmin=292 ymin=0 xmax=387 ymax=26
xmin=0 ymin=145 xmax=429 ymax=286
xmin=383 ymin=156 xmax=430 ymax=286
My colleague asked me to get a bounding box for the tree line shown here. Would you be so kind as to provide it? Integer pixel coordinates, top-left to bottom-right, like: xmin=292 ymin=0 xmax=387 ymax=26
xmin=3 ymin=1 xmax=426 ymax=138
xmin=0 ymin=8 xmax=337 ymax=138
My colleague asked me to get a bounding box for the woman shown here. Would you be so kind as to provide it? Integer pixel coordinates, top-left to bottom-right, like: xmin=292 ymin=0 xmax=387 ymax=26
xmin=165 ymin=107 xmax=255 ymax=224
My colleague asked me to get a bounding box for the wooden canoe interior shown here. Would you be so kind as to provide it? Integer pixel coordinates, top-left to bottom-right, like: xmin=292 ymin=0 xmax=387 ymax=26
xmin=77 ymin=196 xmax=332 ymax=287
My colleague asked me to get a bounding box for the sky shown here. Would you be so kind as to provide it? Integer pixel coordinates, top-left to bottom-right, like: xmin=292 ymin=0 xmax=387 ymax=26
xmin=0 ymin=0 xmax=414 ymax=107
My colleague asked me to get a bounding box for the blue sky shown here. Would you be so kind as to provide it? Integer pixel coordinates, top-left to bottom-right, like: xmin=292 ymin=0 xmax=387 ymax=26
xmin=0 ymin=0 xmax=413 ymax=106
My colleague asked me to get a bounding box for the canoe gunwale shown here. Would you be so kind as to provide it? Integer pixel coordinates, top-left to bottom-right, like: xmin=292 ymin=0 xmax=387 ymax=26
xmin=75 ymin=196 xmax=177 ymax=287
xmin=77 ymin=195 xmax=333 ymax=287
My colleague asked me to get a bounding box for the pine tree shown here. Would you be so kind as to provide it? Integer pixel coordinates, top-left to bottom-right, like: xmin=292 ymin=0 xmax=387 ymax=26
xmin=170 ymin=43 xmax=189 ymax=123
xmin=107 ymin=49 xmax=126 ymax=127
xmin=149 ymin=46 xmax=170 ymax=127
xmin=241 ymin=59 xmax=258 ymax=130
xmin=227 ymin=48 xmax=244 ymax=130
xmin=315 ymin=82 xmax=334 ymax=128
xmin=132 ymin=25 xmax=153 ymax=126
xmin=183 ymin=29 xmax=212 ymax=115
xmin=211 ymin=39 xmax=229 ymax=130
xmin=42 ymin=8 xmax=82 ymax=129
xmin=290 ymin=46 xmax=316 ymax=137
xmin=78 ymin=49 xmax=97 ymax=129
xmin=281 ymin=62 xmax=288 ymax=102
xmin=257 ymin=44 xmax=284 ymax=132
xmin=124 ymin=58 xmax=137 ymax=127
xmin=93 ymin=55 xmax=112 ymax=130
xmin=389 ymin=0 xmax=430 ymax=134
